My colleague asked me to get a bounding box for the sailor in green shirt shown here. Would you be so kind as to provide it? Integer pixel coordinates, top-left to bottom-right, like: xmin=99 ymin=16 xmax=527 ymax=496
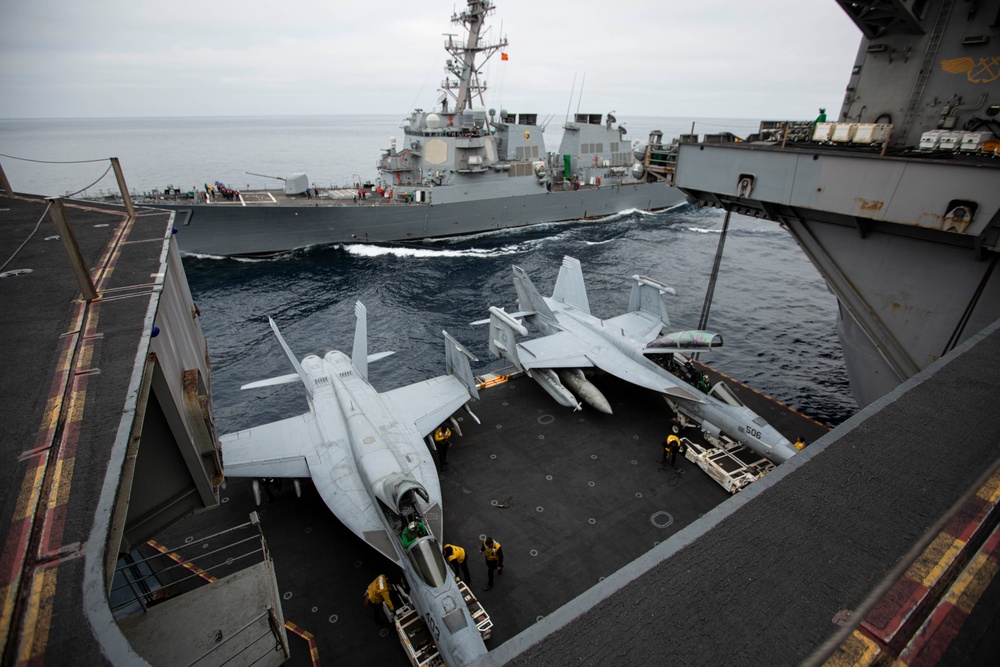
xmin=401 ymin=521 xmax=428 ymax=548
xmin=816 ymin=107 xmax=827 ymax=123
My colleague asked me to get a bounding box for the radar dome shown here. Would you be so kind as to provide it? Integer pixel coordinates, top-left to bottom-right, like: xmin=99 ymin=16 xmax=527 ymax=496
xmin=426 ymin=113 xmax=442 ymax=129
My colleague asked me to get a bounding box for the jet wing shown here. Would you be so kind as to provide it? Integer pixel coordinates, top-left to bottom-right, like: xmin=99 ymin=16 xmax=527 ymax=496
xmin=514 ymin=331 xmax=595 ymax=369
xmin=584 ymin=348 xmax=705 ymax=403
xmin=381 ymin=375 xmax=474 ymax=439
xmin=603 ymin=310 xmax=664 ymax=344
xmin=221 ymin=412 xmax=400 ymax=563
xmin=220 ymin=412 xmax=319 ymax=479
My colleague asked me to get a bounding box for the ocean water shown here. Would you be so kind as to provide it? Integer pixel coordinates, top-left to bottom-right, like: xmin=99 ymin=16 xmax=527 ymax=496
xmin=0 ymin=115 xmax=856 ymax=431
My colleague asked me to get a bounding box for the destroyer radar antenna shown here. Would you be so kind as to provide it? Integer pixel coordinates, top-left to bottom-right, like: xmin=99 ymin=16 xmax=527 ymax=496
xmin=564 ymin=72 xmax=577 ymax=123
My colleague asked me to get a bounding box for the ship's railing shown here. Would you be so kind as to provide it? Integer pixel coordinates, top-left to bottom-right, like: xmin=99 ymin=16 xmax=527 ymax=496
xmin=109 ymin=512 xmax=289 ymax=666
xmin=110 ymin=515 xmax=270 ymax=619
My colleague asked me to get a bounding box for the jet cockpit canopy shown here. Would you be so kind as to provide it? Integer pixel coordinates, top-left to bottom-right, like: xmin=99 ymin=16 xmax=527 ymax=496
xmin=406 ymin=536 xmax=449 ymax=588
xmin=646 ymin=330 xmax=724 ymax=351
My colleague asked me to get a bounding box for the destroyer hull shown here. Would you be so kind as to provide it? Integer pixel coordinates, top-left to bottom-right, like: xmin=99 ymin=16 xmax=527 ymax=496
xmin=157 ymin=181 xmax=685 ymax=256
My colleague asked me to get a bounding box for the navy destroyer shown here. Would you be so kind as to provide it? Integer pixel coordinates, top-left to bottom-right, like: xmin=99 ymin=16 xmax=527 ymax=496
xmin=136 ymin=0 xmax=684 ymax=257
xmin=671 ymin=0 xmax=1000 ymax=408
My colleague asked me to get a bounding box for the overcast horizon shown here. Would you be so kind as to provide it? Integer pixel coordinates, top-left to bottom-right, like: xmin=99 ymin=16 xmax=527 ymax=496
xmin=1 ymin=0 xmax=861 ymax=121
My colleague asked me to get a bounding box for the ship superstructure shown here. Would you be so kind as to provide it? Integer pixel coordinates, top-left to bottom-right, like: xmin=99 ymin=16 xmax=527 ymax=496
xmin=376 ymin=0 xmax=657 ymax=207
xmin=97 ymin=0 xmax=684 ymax=257
xmin=672 ymin=0 xmax=1000 ymax=407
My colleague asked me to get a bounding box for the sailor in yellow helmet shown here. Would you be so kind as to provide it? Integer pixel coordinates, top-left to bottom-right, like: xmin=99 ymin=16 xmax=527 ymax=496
xmin=480 ymin=537 xmax=504 ymax=592
xmin=363 ymin=574 xmax=394 ymax=624
xmin=661 ymin=434 xmax=683 ymax=468
xmin=443 ymin=543 xmax=471 ymax=582
xmin=433 ymin=423 xmax=452 ymax=470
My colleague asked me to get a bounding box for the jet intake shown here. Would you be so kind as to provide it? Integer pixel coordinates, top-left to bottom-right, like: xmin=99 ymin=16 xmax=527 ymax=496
xmin=701 ymin=421 xmax=722 ymax=439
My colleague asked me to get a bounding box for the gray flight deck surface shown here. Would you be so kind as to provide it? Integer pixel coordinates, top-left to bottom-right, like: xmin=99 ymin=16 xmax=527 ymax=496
xmin=157 ymin=367 xmax=828 ymax=666
xmin=488 ymin=320 xmax=1000 ymax=666
xmin=0 ymin=193 xmax=174 ymax=666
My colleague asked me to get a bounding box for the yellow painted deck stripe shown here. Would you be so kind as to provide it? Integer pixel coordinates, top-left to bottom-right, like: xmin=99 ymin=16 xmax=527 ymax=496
xmin=919 ymin=537 xmax=966 ymax=589
xmin=945 ymin=540 xmax=1000 ymax=615
xmin=823 ymin=629 xmax=881 ymax=666
xmin=15 ymin=567 xmax=57 ymax=665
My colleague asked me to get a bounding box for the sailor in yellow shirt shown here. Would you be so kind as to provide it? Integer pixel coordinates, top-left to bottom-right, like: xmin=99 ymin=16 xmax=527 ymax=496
xmin=364 ymin=574 xmax=394 ymax=623
xmin=661 ymin=434 xmax=683 ymax=468
xmin=433 ymin=424 xmax=452 ymax=469
xmin=443 ymin=544 xmax=471 ymax=582
xmin=479 ymin=537 xmax=504 ymax=591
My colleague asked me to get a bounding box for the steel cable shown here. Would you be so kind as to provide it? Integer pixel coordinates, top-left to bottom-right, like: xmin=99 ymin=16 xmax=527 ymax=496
xmin=0 ymin=202 xmax=51 ymax=273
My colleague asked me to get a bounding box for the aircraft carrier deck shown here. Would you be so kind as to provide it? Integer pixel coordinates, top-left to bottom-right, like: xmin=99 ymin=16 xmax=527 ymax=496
xmin=0 ymin=190 xmax=223 ymax=666
xmin=151 ymin=365 xmax=828 ymax=667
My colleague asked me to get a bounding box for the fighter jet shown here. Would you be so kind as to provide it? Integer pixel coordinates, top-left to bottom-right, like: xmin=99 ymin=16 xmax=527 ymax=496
xmin=219 ymin=302 xmax=488 ymax=666
xmin=483 ymin=256 xmax=799 ymax=464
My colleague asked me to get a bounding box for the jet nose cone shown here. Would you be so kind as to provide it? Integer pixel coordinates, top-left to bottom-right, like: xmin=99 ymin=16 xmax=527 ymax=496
xmin=772 ymin=440 xmax=800 ymax=464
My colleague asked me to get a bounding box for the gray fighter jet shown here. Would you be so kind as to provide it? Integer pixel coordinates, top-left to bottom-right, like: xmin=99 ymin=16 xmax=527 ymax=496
xmin=484 ymin=256 xmax=799 ymax=464
xmin=219 ymin=302 xmax=488 ymax=665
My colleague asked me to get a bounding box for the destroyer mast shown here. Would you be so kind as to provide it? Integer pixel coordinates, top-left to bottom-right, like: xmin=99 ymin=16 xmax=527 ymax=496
xmin=442 ymin=0 xmax=508 ymax=113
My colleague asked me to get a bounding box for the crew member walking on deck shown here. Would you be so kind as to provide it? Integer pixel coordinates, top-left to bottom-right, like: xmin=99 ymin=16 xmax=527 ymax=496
xmin=433 ymin=423 xmax=452 ymax=469
xmin=661 ymin=434 xmax=684 ymax=469
xmin=443 ymin=544 xmax=471 ymax=582
xmin=480 ymin=537 xmax=504 ymax=591
xmin=816 ymin=108 xmax=827 ymax=123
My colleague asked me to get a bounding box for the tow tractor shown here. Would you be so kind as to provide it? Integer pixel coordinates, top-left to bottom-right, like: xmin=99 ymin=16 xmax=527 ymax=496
xmin=681 ymin=432 xmax=775 ymax=494
xmin=386 ymin=579 xmax=492 ymax=666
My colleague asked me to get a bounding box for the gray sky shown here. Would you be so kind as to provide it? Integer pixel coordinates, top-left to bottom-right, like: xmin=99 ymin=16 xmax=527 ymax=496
xmin=0 ymin=0 xmax=861 ymax=119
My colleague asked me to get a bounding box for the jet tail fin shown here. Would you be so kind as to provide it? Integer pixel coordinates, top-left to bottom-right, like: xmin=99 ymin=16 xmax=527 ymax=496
xmin=351 ymin=301 xmax=369 ymax=379
xmin=512 ymin=264 xmax=557 ymax=322
xmin=487 ymin=306 xmax=528 ymax=371
xmin=268 ymin=317 xmax=313 ymax=398
xmin=443 ymin=330 xmax=480 ymax=401
xmin=552 ymin=256 xmax=591 ymax=314
xmin=627 ymin=274 xmax=677 ymax=328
